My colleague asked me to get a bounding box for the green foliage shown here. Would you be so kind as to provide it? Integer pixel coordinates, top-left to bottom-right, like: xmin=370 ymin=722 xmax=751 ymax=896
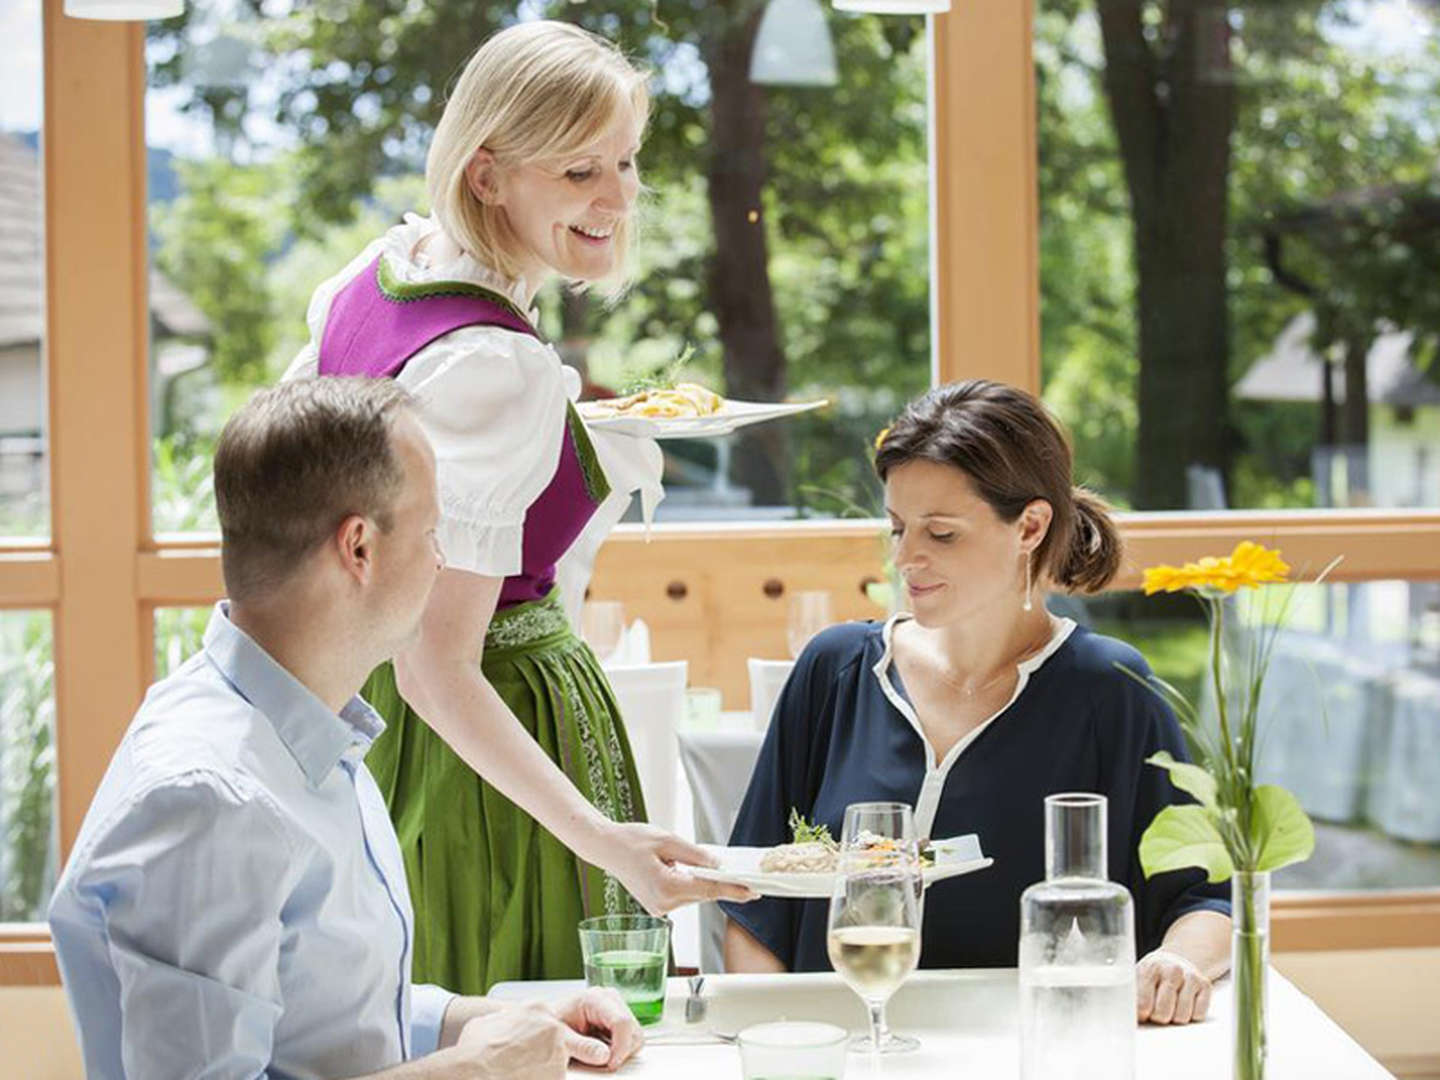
xmin=0 ymin=612 xmax=56 ymax=920
xmin=1138 ymin=803 xmax=1235 ymax=884
xmin=155 ymin=607 xmax=213 ymax=682
xmin=150 ymin=157 xmax=292 ymax=388
xmin=1038 ymin=0 xmax=1440 ymax=507
xmin=1249 ymin=784 xmax=1317 ymax=874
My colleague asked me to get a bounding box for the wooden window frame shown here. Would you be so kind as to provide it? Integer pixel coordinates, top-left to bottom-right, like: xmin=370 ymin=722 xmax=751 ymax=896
xmin=2 ymin=0 xmax=1436 ymax=985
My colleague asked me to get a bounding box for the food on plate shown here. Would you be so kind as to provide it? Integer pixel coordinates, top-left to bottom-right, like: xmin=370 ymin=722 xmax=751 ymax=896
xmin=759 ymin=810 xmax=838 ymax=873
xmin=581 ymin=381 xmax=723 ymax=420
xmin=757 ymin=810 xmax=939 ymax=874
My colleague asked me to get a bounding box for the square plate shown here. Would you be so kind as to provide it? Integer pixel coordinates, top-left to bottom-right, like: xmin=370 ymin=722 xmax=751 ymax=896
xmin=691 ymin=834 xmax=993 ymax=899
xmin=577 ymin=398 xmax=827 ymax=440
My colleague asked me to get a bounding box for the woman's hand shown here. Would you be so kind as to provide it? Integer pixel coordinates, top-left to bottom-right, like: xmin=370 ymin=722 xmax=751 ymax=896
xmin=1136 ymin=948 xmax=1213 ymax=1025
xmin=603 ymin=821 xmax=758 ymax=914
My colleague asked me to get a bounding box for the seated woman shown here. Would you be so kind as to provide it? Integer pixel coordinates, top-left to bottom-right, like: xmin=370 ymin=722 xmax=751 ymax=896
xmin=721 ymin=379 xmax=1231 ymax=1026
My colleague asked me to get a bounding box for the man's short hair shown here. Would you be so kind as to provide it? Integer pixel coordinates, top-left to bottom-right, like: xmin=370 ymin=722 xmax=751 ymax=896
xmin=214 ymin=378 xmax=416 ymax=602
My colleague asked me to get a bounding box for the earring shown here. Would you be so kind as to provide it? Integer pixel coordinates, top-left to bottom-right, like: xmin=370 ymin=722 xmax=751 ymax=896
xmin=1023 ymin=552 xmax=1033 ymax=612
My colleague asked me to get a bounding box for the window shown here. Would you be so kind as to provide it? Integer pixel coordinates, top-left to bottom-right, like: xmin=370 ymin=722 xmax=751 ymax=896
xmin=1077 ymin=578 xmax=1440 ymax=892
xmin=0 ymin=609 xmax=56 ymax=922
xmin=1036 ymin=0 xmax=1440 ymax=512
xmin=0 ymin=0 xmax=48 ymax=539
xmin=145 ymin=3 xmax=931 ymax=529
xmin=155 ymin=606 xmax=211 ymax=680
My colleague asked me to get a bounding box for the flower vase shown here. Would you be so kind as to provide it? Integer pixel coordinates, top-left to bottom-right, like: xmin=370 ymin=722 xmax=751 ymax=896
xmin=1232 ymin=870 xmax=1270 ymax=1080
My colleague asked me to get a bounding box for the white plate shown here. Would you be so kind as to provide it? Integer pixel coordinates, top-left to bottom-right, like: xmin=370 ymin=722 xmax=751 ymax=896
xmin=577 ymin=398 xmax=827 ymax=440
xmin=692 ymin=834 xmax=993 ymax=899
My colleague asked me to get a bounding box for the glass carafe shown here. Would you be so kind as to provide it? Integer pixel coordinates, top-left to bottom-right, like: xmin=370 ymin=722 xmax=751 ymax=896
xmin=1019 ymin=792 xmax=1135 ymax=1080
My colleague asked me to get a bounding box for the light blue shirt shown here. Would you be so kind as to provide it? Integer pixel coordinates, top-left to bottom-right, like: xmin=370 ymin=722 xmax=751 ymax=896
xmin=49 ymin=604 xmax=454 ymax=1079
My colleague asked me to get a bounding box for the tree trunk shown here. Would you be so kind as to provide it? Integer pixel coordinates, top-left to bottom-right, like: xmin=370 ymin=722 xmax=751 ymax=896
xmin=704 ymin=3 xmax=788 ymax=507
xmin=1098 ymin=0 xmax=1235 ymax=510
xmin=1341 ymin=331 xmax=1371 ymax=503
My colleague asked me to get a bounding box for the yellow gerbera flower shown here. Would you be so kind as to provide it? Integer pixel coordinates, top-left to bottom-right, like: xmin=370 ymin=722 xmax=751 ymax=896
xmin=1142 ymin=541 xmax=1290 ymax=595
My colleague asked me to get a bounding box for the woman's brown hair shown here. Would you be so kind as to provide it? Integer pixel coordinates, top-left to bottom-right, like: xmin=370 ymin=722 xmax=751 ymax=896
xmin=874 ymin=380 xmax=1121 ymax=593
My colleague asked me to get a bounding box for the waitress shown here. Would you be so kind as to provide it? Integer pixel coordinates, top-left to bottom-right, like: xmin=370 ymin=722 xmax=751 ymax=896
xmin=285 ymin=20 xmax=751 ymax=993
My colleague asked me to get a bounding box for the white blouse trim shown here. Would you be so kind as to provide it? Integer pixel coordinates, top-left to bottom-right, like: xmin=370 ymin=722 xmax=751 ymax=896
xmin=872 ymin=611 xmax=1077 ymax=838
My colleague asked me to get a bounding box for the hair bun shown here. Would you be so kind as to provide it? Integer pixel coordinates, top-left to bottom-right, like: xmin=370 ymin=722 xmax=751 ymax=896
xmin=1057 ymin=486 xmax=1122 ymax=594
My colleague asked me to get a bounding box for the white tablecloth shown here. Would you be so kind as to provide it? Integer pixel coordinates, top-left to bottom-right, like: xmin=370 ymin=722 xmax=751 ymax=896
xmin=489 ymin=969 xmax=1393 ymax=1078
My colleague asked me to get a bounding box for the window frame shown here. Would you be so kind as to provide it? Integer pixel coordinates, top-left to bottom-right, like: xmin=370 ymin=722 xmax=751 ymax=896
xmin=2 ymin=0 xmax=1437 ymax=984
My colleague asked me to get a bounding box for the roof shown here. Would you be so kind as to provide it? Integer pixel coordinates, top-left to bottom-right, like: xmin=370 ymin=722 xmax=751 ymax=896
xmin=0 ymin=132 xmax=211 ymax=349
xmin=1233 ymin=311 xmax=1440 ymax=408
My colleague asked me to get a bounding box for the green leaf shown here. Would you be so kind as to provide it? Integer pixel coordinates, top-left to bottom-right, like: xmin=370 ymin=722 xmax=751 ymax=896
xmin=1146 ymin=751 xmax=1220 ymax=813
xmin=1248 ymin=785 xmax=1315 ymax=873
xmin=1139 ymin=804 xmax=1235 ymax=884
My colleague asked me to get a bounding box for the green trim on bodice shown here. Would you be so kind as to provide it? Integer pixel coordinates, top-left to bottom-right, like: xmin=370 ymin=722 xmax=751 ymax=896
xmin=566 ymin=402 xmax=612 ymax=507
xmin=375 ymin=256 xmax=538 ymax=331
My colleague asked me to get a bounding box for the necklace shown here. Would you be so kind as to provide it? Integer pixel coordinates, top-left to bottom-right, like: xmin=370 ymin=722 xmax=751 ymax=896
xmin=905 ymin=617 xmax=1057 ymax=700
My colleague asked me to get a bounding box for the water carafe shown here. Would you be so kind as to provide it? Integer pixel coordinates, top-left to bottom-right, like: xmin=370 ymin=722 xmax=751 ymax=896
xmin=1019 ymin=792 xmax=1136 ymax=1080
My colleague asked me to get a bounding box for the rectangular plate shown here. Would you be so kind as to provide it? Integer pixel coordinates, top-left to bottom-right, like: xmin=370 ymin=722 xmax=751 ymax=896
xmin=691 ymin=834 xmax=992 ymax=899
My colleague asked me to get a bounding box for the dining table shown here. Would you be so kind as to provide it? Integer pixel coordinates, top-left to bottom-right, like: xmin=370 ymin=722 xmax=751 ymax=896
xmin=488 ymin=967 xmax=1394 ymax=1078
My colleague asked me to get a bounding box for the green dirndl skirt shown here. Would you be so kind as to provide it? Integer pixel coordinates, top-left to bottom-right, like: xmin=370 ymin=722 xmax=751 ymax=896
xmin=362 ymin=588 xmax=647 ymax=995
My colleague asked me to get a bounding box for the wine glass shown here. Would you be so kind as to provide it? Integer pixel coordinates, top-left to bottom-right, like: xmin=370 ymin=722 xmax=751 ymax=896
xmin=581 ymin=600 xmax=626 ymax=664
xmin=787 ymin=590 xmax=834 ymax=659
xmin=827 ymin=801 xmax=922 ymax=1055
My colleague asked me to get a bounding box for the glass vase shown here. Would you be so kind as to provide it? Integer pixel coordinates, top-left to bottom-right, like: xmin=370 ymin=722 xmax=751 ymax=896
xmin=1019 ymin=793 xmax=1136 ymax=1080
xmin=1231 ymin=870 xmax=1270 ymax=1080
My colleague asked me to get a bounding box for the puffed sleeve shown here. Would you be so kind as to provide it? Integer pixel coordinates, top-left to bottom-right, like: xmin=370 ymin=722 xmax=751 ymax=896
xmin=395 ymin=330 xmax=569 ymax=577
xmin=1099 ymin=651 xmax=1232 ymax=954
xmin=719 ymin=632 xmax=842 ymax=970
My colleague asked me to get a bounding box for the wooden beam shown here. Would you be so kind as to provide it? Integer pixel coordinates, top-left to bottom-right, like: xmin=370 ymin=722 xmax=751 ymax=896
xmin=44 ymin=0 xmax=149 ymax=858
xmin=932 ymin=2 xmax=1040 ymax=391
xmin=0 ymin=551 xmax=59 ymax=608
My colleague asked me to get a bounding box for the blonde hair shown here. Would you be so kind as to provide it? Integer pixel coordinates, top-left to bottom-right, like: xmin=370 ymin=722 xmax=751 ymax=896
xmin=426 ymin=21 xmax=650 ymax=289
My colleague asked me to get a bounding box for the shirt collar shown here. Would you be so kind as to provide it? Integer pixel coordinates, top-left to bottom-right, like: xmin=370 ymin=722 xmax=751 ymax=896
xmin=872 ymin=610 xmax=1078 ymax=688
xmin=202 ymin=602 xmax=384 ymax=786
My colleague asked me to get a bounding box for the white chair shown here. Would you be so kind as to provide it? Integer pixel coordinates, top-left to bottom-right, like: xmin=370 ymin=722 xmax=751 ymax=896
xmin=677 ymin=728 xmax=767 ymax=971
xmin=604 ymin=660 xmax=687 ymax=834
xmin=747 ymin=658 xmax=795 ymax=732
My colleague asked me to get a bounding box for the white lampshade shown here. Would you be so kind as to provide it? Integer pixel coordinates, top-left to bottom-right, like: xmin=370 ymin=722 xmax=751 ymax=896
xmin=750 ymin=0 xmax=839 ymax=87
xmin=832 ymin=0 xmax=950 ymax=12
xmin=65 ymin=0 xmax=183 ymax=19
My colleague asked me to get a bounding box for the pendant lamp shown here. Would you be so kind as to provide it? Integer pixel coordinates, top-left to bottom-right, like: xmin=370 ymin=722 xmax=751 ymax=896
xmin=750 ymin=0 xmax=839 ymax=87
xmin=65 ymin=0 xmax=183 ymax=20
xmin=832 ymin=0 xmax=950 ymax=13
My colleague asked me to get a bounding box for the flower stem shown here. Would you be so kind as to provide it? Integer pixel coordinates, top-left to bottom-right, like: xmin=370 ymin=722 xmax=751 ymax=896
xmin=1234 ymin=873 xmax=1268 ymax=1080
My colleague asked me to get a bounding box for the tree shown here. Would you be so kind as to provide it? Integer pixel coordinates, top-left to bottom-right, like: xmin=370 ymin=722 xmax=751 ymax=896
xmin=1038 ymin=0 xmax=1440 ymax=510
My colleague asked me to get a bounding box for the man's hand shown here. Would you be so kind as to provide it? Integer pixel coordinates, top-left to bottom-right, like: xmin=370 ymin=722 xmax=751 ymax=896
xmin=1137 ymin=948 xmax=1213 ymax=1025
xmin=450 ymin=1002 xmax=568 ymax=1078
xmin=548 ymin=988 xmax=645 ymax=1071
xmin=604 ymin=822 xmax=758 ymax=914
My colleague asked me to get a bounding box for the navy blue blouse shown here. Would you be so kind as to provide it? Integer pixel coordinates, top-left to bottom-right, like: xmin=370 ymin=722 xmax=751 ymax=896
xmin=720 ymin=618 xmax=1230 ymax=972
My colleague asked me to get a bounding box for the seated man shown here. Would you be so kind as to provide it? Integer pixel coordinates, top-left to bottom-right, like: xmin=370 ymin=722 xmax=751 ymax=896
xmin=48 ymin=378 xmax=642 ymax=1079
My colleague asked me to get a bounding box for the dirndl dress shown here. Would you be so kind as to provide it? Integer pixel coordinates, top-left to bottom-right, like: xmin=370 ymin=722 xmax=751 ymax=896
xmin=315 ymin=251 xmax=647 ymax=994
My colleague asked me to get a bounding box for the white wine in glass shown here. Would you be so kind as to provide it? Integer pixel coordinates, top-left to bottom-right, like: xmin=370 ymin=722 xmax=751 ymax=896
xmin=826 ymin=828 xmax=922 ymax=1055
xmin=828 ymin=924 xmax=920 ymax=1001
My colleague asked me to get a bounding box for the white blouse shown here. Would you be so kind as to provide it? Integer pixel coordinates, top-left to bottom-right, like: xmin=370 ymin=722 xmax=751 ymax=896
xmin=284 ymin=213 xmax=662 ymax=604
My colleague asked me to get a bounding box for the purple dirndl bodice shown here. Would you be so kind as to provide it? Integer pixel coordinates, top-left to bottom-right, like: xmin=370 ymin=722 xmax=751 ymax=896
xmin=317 ymin=255 xmax=610 ymax=609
